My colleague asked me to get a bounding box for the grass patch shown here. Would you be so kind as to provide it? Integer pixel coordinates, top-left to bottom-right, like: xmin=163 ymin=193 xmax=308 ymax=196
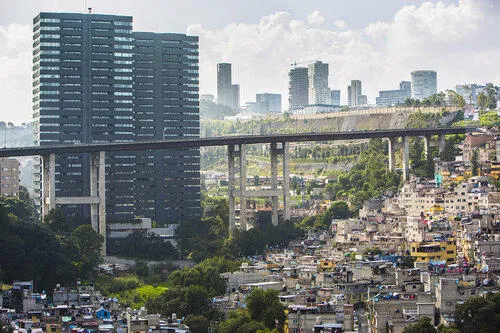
xmin=111 ymin=284 xmax=168 ymax=310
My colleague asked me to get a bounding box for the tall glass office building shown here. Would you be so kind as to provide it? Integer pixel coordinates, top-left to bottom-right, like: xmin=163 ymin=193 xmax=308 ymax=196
xmin=411 ymin=70 xmax=437 ymax=100
xmin=33 ymin=12 xmax=200 ymax=225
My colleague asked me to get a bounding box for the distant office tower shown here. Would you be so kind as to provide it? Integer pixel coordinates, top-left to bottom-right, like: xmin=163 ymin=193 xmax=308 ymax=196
xmin=33 ymin=12 xmax=201 ymax=225
xmin=359 ymin=95 xmax=367 ymax=106
xmin=347 ymin=80 xmax=367 ymax=107
xmin=330 ymin=89 xmax=340 ymax=106
xmin=0 ymin=158 xmax=20 ymax=196
xmin=200 ymin=94 xmax=215 ymax=102
xmin=231 ymin=84 xmax=240 ymax=111
xmin=288 ymin=67 xmax=309 ymax=110
xmin=411 ymin=70 xmax=437 ymax=100
xmin=376 ymin=81 xmax=412 ymax=107
xmin=308 ymin=61 xmax=331 ymax=105
xmin=456 ymin=84 xmax=487 ymax=105
xmin=256 ymin=93 xmax=282 ymax=114
xmin=217 ymin=63 xmax=240 ymax=111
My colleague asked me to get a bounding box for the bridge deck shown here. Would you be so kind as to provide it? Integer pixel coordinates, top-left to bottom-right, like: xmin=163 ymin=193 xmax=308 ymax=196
xmin=0 ymin=127 xmax=468 ymax=157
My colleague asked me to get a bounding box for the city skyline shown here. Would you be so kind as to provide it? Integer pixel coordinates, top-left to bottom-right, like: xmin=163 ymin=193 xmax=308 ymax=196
xmin=1 ymin=0 xmax=500 ymax=123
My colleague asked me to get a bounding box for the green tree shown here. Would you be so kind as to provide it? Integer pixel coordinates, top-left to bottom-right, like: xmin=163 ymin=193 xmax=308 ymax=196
xmin=455 ymin=294 xmax=500 ymax=333
xmin=44 ymin=208 xmax=67 ymax=233
xmin=437 ymin=324 xmax=460 ymax=333
xmin=184 ymin=315 xmax=210 ymax=333
xmin=0 ymin=201 xmax=77 ymax=291
xmin=246 ymin=289 xmax=285 ymax=330
xmin=484 ymin=84 xmax=498 ymax=110
xmin=218 ymin=309 xmax=265 ymax=333
xmin=134 ymin=260 xmax=150 ymax=278
xmin=471 ymin=149 xmax=480 ymax=176
xmin=72 ymin=224 xmax=104 ymax=274
xmin=0 ymin=195 xmax=34 ymax=222
xmin=18 ymin=185 xmax=36 ymax=220
xmin=477 ymin=92 xmax=487 ymax=110
xmin=184 ymin=285 xmax=209 ymax=315
xmin=440 ymin=140 xmax=461 ymax=162
xmin=402 ymin=317 xmax=436 ymax=333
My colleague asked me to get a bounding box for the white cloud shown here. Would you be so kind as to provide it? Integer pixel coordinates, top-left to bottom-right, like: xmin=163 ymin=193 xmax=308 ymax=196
xmin=0 ymin=24 xmax=32 ymax=124
xmin=307 ymin=10 xmax=324 ymax=27
xmin=334 ymin=20 xmax=347 ymax=29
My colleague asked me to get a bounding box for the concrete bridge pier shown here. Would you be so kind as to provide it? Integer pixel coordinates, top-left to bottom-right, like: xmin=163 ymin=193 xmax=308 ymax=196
xmin=270 ymin=142 xmax=278 ymax=226
xmin=227 ymin=141 xmax=290 ymax=234
xmin=388 ymin=137 xmax=396 ymax=171
xmin=41 ymin=153 xmax=56 ymax=217
xmin=423 ymin=136 xmax=431 ymax=159
xmin=239 ymin=144 xmax=247 ymax=230
xmin=438 ymin=134 xmax=446 ymax=154
xmin=282 ymin=142 xmax=290 ymax=221
xmin=402 ymin=136 xmax=410 ymax=181
xmin=228 ymin=145 xmax=236 ymax=234
xmin=41 ymin=151 xmax=107 ymax=255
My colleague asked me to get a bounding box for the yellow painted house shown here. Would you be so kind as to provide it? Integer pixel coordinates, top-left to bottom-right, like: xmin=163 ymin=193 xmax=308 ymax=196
xmin=410 ymin=238 xmax=456 ymax=264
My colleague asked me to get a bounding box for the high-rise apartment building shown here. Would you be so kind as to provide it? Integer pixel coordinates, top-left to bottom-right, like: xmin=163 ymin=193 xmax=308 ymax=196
xmin=217 ymin=63 xmax=240 ymax=111
xmin=256 ymin=93 xmax=282 ymax=114
xmin=0 ymin=158 xmax=20 ymax=196
xmin=288 ymin=67 xmax=309 ymax=111
xmin=330 ymin=89 xmax=340 ymax=106
xmin=308 ymin=61 xmax=330 ymax=105
xmin=347 ymin=80 xmax=367 ymax=107
xmin=411 ymin=70 xmax=437 ymax=100
xmin=33 ymin=12 xmax=201 ymax=225
xmin=376 ymin=81 xmax=411 ymax=107
xmin=133 ymin=32 xmax=201 ymax=224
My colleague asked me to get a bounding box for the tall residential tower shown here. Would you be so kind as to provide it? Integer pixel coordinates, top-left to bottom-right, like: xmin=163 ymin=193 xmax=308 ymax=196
xmin=33 ymin=12 xmax=201 ymax=225
xmin=308 ymin=61 xmax=330 ymax=105
xmin=288 ymin=67 xmax=309 ymax=111
xmin=347 ymin=80 xmax=367 ymax=107
xmin=217 ymin=63 xmax=240 ymax=111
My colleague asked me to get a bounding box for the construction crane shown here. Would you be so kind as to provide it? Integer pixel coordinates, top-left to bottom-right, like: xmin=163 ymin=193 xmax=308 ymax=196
xmin=290 ymin=60 xmax=316 ymax=68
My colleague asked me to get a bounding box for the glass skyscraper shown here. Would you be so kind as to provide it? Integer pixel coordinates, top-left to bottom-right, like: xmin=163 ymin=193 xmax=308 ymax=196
xmin=411 ymin=70 xmax=437 ymax=100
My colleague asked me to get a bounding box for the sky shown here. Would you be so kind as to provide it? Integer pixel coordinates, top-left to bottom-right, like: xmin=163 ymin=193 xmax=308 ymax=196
xmin=1 ymin=0 xmax=499 ymax=124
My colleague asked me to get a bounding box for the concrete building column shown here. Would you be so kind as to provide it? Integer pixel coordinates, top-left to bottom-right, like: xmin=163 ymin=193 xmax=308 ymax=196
xmin=438 ymin=134 xmax=445 ymax=154
xmin=227 ymin=145 xmax=236 ymax=235
xmin=403 ymin=136 xmax=410 ymax=181
xmin=98 ymin=151 xmax=106 ymax=256
xmin=388 ymin=137 xmax=396 ymax=171
xmin=90 ymin=153 xmax=99 ymax=232
xmin=239 ymin=144 xmax=247 ymax=230
xmin=423 ymin=136 xmax=431 ymax=159
xmin=270 ymin=142 xmax=278 ymax=226
xmin=282 ymin=142 xmax=290 ymax=221
xmin=41 ymin=154 xmax=56 ymax=217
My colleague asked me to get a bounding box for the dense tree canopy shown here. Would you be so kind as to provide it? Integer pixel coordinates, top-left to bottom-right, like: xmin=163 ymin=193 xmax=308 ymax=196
xmin=402 ymin=317 xmax=436 ymax=333
xmin=0 ymin=198 xmax=78 ymax=291
xmin=455 ymin=293 xmax=500 ymax=333
xmin=0 ymin=194 xmax=105 ymax=291
xmin=108 ymin=230 xmax=177 ymax=260
xmin=324 ymin=139 xmax=401 ymax=209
